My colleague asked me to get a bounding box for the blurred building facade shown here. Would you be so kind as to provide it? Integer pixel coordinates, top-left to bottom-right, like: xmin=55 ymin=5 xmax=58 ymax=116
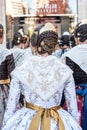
xmin=77 ymin=0 xmax=87 ymax=22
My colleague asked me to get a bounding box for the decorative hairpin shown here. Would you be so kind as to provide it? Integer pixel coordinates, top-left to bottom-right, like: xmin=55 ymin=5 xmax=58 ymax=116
xmin=38 ymin=47 xmax=41 ymax=52
xmin=77 ymin=33 xmax=80 ymax=36
xmin=41 ymin=41 xmax=44 ymax=46
xmin=17 ymin=37 xmax=20 ymax=43
xmin=18 ymin=37 xmax=20 ymax=40
xmin=17 ymin=40 xmax=20 ymax=43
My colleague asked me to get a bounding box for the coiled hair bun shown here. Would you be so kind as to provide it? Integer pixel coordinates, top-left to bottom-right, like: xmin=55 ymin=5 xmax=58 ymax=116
xmin=30 ymin=22 xmax=58 ymax=55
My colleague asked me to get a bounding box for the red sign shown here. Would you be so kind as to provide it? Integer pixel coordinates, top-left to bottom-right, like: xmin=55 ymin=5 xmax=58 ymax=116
xmin=36 ymin=0 xmax=68 ymax=16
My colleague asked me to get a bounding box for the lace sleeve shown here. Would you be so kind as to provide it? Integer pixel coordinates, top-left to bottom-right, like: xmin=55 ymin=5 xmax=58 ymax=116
xmin=64 ymin=75 xmax=80 ymax=122
xmin=2 ymin=76 xmax=22 ymax=124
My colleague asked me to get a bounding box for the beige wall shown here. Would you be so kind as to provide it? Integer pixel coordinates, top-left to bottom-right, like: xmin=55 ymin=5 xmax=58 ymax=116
xmin=0 ymin=0 xmax=6 ymax=47
xmin=78 ymin=0 xmax=87 ymax=22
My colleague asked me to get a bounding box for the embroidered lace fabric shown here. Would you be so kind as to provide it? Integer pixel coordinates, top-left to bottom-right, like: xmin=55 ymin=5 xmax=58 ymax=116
xmin=9 ymin=47 xmax=32 ymax=67
xmin=2 ymin=55 xmax=82 ymax=130
xmin=0 ymin=46 xmax=12 ymax=66
xmin=61 ymin=44 xmax=87 ymax=74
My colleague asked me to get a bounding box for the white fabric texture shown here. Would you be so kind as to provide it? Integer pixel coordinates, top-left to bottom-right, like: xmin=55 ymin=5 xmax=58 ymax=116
xmin=9 ymin=47 xmax=32 ymax=67
xmin=0 ymin=46 xmax=11 ymax=65
xmin=2 ymin=55 xmax=82 ymax=130
xmin=61 ymin=44 xmax=87 ymax=74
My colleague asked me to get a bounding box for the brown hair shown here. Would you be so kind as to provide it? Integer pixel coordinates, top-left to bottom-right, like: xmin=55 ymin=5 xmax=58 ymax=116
xmin=22 ymin=35 xmax=29 ymax=44
xmin=37 ymin=31 xmax=58 ymax=55
xmin=0 ymin=24 xmax=4 ymax=38
xmin=12 ymin=32 xmax=23 ymax=47
xmin=74 ymin=22 xmax=87 ymax=42
xmin=30 ymin=23 xmax=58 ymax=55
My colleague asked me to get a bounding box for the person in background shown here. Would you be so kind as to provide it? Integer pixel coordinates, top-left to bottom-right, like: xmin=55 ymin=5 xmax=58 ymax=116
xmin=53 ymin=31 xmax=71 ymax=58
xmin=2 ymin=22 xmax=82 ymax=130
xmin=61 ymin=21 xmax=87 ymax=130
xmin=10 ymin=32 xmax=27 ymax=107
xmin=11 ymin=32 xmax=23 ymax=49
xmin=59 ymin=31 xmax=71 ymax=53
xmin=10 ymin=32 xmax=24 ymax=66
xmin=22 ymin=34 xmax=30 ymax=49
xmin=11 ymin=32 xmax=32 ymax=66
xmin=0 ymin=24 xmax=15 ymax=129
xmin=52 ymin=41 xmax=63 ymax=58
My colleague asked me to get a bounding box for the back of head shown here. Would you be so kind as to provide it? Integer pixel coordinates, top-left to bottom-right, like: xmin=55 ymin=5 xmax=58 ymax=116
xmin=22 ymin=34 xmax=30 ymax=48
xmin=30 ymin=22 xmax=58 ymax=55
xmin=74 ymin=20 xmax=87 ymax=42
xmin=60 ymin=32 xmax=70 ymax=47
xmin=22 ymin=34 xmax=28 ymax=44
xmin=12 ymin=32 xmax=23 ymax=47
xmin=0 ymin=24 xmax=4 ymax=39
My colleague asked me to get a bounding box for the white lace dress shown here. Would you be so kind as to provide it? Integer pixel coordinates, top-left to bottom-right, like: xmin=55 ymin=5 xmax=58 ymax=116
xmin=2 ymin=55 xmax=82 ymax=130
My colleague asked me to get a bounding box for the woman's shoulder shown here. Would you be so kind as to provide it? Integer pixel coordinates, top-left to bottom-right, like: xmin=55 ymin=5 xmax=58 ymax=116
xmin=0 ymin=47 xmax=13 ymax=63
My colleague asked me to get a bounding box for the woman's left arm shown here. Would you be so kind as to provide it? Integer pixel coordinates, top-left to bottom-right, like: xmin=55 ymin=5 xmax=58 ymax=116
xmin=2 ymin=75 xmax=22 ymax=124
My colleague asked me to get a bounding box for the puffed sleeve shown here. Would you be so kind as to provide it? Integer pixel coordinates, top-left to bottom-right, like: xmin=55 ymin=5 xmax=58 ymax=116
xmin=64 ymin=75 xmax=80 ymax=122
xmin=2 ymin=75 xmax=22 ymax=124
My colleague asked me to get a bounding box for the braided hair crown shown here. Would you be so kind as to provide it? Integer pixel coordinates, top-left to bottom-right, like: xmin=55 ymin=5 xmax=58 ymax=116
xmin=30 ymin=22 xmax=58 ymax=55
xmin=38 ymin=23 xmax=58 ymax=54
xmin=74 ymin=20 xmax=87 ymax=42
xmin=37 ymin=30 xmax=58 ymax=54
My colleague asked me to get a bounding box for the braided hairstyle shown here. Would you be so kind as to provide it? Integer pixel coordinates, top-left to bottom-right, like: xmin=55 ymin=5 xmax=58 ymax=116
xmin=12 ymin=32 xmax=23 ymax=47
xmin=74 ymin=22 xmax=87 ymax=42
xmin=37 ymin=31 xmax=58 ymax=55
xmin=30 ymin=23 xmax=58 ymax=55
xmin=30 ymin=24 xmax=44 ymax=47
xmin=0 ymin=24 xmax=4 ymax=38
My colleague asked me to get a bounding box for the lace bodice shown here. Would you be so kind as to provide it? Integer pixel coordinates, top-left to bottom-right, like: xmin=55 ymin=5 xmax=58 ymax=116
xmin=12 ymin=55 xmax=73 ymax=100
